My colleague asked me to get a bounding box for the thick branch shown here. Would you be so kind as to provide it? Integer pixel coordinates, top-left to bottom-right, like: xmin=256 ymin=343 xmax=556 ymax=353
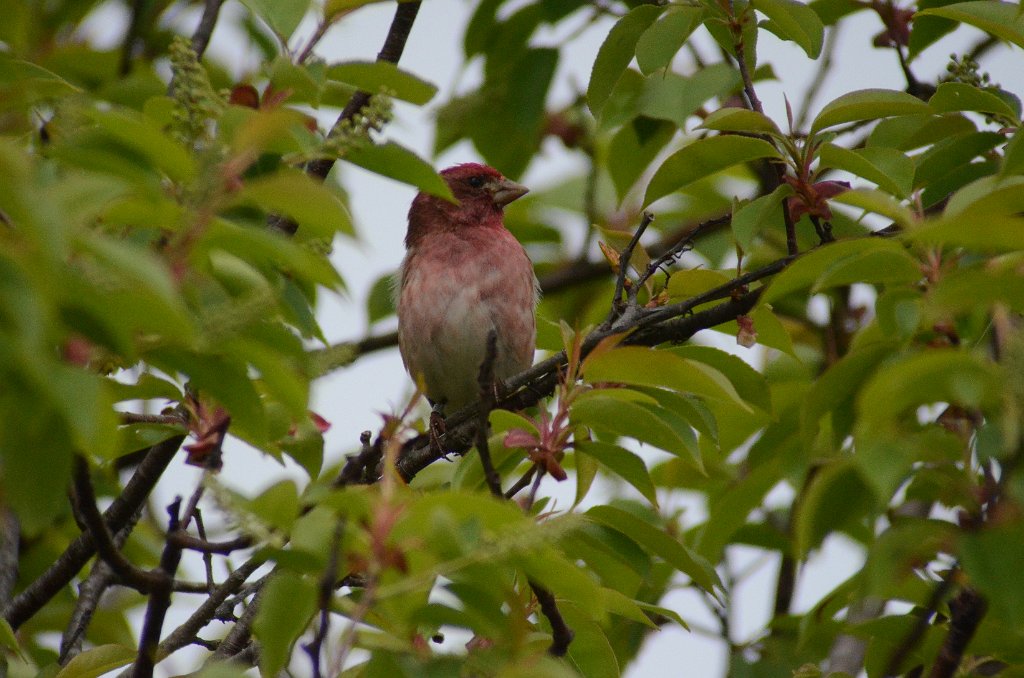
xmin=928 ymin=588 xmax=987 ymax=678
xmin=4 ymin=435 xmax=185 ymax=630
xmin=532 ymin=582 xmax=574 ymax=656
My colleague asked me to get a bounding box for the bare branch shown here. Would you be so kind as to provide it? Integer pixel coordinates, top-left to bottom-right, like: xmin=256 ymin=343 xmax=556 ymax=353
xmin=156 ymin=556 xmax=264 ymax=660
xmin=71 ymin=457 xmax=160 ymax=594
xmin=132 ymin=498 xmax=184 ymax=678
xmin=274 ymin=1 xmax=423 ymax=234
xmin=4 ymin=435 xmax=185 ymax=630
xmin=190 ymin=0 xmax=225 ymax=59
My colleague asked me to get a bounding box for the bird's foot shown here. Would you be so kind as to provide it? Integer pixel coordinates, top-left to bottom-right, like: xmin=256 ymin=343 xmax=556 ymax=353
xmin=429 ymin=409 xmax=449 ymax=458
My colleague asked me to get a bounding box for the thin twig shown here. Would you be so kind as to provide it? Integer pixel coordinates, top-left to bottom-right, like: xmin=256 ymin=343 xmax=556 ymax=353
xmin=60 ymin=517 xmax=142 ymax=664
xmin=132 ymin=498 xmax=184 ymax=678
xmin=190 ymin=0 xmax=225 ymax=59
xmin=208 ymin=584 xmax=266 ymax=662
xmin=607 ymin=211 xmax=654 ymax=323
xmin=119 ymin=412 xmax=186 ymax=426
xmin=635 ymin=215 xmax=730 ymax=289
xmin=475 ymin=331 xmax=504 ymax=498
xmin=302 ymin=520 xmax=345 ymax=678
xmin=193 ymin=510 xmax=216 ymax=593
xmin=156 ymin=556 xmax=264 ymax=660
xmin=504 ymin=464 xmax=539 ymax=500
xmin=170 ymin=532 xmax=254 ymax=555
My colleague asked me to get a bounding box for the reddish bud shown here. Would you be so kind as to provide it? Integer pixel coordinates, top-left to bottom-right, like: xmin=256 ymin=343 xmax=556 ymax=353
xmin=229 ymin=84 xmax=260 ymax=109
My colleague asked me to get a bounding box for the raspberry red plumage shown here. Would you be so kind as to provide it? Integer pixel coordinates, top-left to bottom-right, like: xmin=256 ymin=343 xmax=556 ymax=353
xmin=397 ymin=164 xmax=537 ymax=411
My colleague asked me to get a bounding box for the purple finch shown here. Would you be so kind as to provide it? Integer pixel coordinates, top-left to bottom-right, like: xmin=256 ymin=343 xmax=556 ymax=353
xmin=397 ymin=163 xmax=537 ymax=413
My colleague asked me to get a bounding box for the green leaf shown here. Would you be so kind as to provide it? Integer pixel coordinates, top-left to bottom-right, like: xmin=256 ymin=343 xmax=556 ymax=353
xmin=908 ymin=0 xmax=961 ymax=58
xmin=762 ymin=238 xmax=921 ymax=304
xmin=801 ymin=342 xmax=896 ymax=444
xmin=324 ymin=0 xmax=390 ymax=16
xmin=961 ymin=524 xmax=1024 ymax=628
xmin=583 ymin=346 xmax=750 ymax=410
xmin=86 ymin=108 xmax=196 ymax=183
xmin=326 ymin=61 xmax=437 ymax=105
xmin=0 ymin=618 xmax=23 ymax=660
xmin=562 ymin=602 xmax=621 ymax=678
xmin=1000 ymin=128 xmax=1024 ymax=177
xmin=234 ymin=167 xmax=353 ymax=238
xmin=55 ymin=644 xmax=135 ymax=678
xmin=752 ymin=0 xmax=825 ymax=58
xmin=906 ymin=214 xmax=1024 ymax=252
xmin=366 ymin=272 xmax=396 ymax=324
xmin=671 ymin=345 xmax=773 ymax=414
xmin=576 ymin=441 xmax=659 ymax=507
xmin=913 ymin=131 xmax=1004 ymax=190
xmin=665 ymin=268 xmax=732 ymax=300
xmin=820 ymin=143 xmax=915 ymax=198
xmin=943 ymin=174 xmax=1024 ymax=217
xmin=731 ymin=183 xmax=793 ymax=252
xmin=239 ymin=0 xmax=310 ymax=40
xmin=645 ymin=136 xmax=782 ymax=206
xmin=810 ymin=89 xmax=932 ymax=134
xmin=699 ymin=107 xmax=782 ymax=135
xmin=586 ymin=505 xmax=721 ymax=592
xmin=588 ymin=4 xmax=664 ymax=113
xmin=830 ymin=188 xmax=917 ymax=228
xmin=253 ymin=571 xmax=318 ymax=677
xmin=917 ymin=1 xmax=1024 ymax=49
xmin=795 ymin=461 xmax=875 ymax=557
xmin=116 ymin=423 xmax=186 ymax=458
xmin=694 ymin=459 xmax=781 ymax=561
xmin=571 ymin=391 xmax=701 ymax=469
xmin=856 ymin=350 xmax=1003 ymax=433
xmin=637 ymin=64 xmax=742 ymax=130
xmin=869 ymin=112 xmax=976 ymax=152
xmin=635 ymin=7 xmax=704 ymax=74
xmin=929 ymin=82 xmax=1019 ymax=122
xmin=346 ymin=140 xmax=453 ymax=201
xmin=607 ymin=117 xmax=676 ymax=202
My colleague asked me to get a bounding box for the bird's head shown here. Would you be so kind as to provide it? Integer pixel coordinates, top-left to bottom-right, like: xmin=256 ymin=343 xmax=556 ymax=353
xmin=405 ymin=163 xmax=528 ymax=247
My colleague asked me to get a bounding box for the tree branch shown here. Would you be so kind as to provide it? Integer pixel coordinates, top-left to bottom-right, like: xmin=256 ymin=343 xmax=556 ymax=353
xmin=274 ymin=1 xmax=422 ymax=234
xmin=132 ymin=499 xmax=184 ymax=678
xmin=928 ymin=587 xmax=987 ymax=678
xmin=155 ymin=556 xmax=264 ymax=660
xmin=72 ymin=457 xmax=160 ymax=594
xmin=4 ymin=435 xmax=185 ymax=631
xmin=190 ymin=0 xmax=225 ymax=59
xmin=302 ymin=520 xmax=345 ymax=678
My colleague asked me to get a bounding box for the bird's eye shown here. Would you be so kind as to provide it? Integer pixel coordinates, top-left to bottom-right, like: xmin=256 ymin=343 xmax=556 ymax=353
xmin=467 ymin=176 xmax=486 ymax=188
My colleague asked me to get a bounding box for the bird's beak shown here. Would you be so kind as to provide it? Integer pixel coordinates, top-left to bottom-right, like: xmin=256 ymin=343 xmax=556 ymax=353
xmin=491 ymin=178 xmax=529 ymax=207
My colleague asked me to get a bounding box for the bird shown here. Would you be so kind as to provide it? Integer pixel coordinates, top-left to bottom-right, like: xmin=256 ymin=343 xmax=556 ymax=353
xmin=397 ymin=163 xmax=537 ymax=418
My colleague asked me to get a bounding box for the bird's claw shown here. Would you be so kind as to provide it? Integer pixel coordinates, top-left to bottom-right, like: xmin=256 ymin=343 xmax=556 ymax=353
xmin=428 ymin=409 xmax=449 ymax=458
